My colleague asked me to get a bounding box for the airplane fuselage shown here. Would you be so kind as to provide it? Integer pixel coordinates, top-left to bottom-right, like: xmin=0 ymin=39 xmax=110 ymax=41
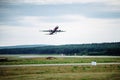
xmin=49 ymin=26 xmax=59 ymax=35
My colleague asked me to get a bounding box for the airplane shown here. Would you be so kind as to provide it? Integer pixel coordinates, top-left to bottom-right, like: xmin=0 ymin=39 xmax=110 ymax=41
xmin=41 ymin=26 xmax=65 ymax=35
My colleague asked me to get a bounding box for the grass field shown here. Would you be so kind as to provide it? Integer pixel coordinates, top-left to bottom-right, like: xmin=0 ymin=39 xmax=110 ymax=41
xmin=0 ymin=56 xmax=120 ymax=80
xmin=0 ymin=64 xmax=120 ymax=80
xmin=0 ymin=56 xmax=120 ymax=65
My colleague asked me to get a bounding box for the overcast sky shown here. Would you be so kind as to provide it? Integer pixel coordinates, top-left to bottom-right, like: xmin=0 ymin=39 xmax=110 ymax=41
xmin=0 ymin=0 xmax=120 ymax=46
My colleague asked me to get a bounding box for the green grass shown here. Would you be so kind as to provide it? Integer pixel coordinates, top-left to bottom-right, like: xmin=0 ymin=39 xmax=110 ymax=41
xmin=0 ymin=65 xmax=120 ymax=80
xmin=0 ymin=57 xmax=120 ymax=65
xmin=0 ymin=56 xmax=120 ymax=80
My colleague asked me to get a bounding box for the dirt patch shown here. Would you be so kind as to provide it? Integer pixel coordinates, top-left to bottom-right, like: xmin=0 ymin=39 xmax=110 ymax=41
xmin=46 ymin=57 xmax=57 ymax=60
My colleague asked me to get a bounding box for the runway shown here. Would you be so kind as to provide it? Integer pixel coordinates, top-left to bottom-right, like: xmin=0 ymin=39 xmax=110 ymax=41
xmin=0 ymin=63 xmax=120 ymax=67
xmin=0 ymin=55 xmax=120 ymax=58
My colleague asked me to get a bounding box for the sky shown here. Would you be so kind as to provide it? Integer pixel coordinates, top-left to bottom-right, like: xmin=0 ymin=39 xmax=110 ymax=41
xmin=0 ymin=0 xmax=120 ymax=46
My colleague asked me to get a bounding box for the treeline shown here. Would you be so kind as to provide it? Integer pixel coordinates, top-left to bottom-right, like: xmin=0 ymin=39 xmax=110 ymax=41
xmin=0 ymin=42 xmax=120 ymax=56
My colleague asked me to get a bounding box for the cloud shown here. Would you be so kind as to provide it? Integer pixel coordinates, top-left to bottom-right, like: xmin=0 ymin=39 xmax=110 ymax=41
xmin=1 ymin=0 xmax=119 ymax=19
xmin=1 ymin=15 xmax=120 ymax=46
xmin=1 ymin=0 xmax=120 ymax=6
xmin=21 ymin=0 xmax=120 ymax=6
xmin=16 ymin=15 xmax=120 ymax=27
xmin=0 ymin=0 xmax=120 ymax=46
xmin=0 ymin=25 xmax=46 ymax=46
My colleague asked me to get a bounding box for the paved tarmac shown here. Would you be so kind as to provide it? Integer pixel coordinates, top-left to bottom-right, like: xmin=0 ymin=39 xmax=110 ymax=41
xmin=0 ymin=55 xmax=120 ymax=58
xmin=0 ymin=63 xmax=120 ymax=67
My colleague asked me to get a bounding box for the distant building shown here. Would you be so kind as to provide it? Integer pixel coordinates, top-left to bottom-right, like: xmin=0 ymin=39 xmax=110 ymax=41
xmin=91 ymin=61 xmax=97 ymax=65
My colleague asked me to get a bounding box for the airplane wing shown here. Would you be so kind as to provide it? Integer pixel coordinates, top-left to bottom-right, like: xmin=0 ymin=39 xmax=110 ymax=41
xmin=56 ymin=30 xmax=65 ymax=32
xmin=41 ymin=30 xmax=53 ymax=32
xmin=49 ymin=31 xmax=55 ymax=35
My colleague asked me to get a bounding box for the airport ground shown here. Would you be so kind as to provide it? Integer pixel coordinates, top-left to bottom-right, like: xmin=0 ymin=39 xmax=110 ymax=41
xmin=0 ymin=55 xmax=120 ymax=80
xmin=0 ymin=55 xmax=120 ymax=65
xmin=0 ymin=64 xmax=120 ymax=80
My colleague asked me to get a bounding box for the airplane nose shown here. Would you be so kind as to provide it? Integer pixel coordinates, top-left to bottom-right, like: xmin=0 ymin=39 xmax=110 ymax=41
xmin=55 ymin=26 xmax=59 ymax=29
